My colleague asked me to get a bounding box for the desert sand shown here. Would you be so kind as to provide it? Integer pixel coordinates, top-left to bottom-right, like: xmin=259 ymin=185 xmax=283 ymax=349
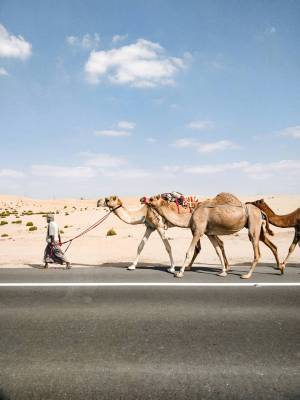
xmin=0 ymin=194 xmax=299 ymax=273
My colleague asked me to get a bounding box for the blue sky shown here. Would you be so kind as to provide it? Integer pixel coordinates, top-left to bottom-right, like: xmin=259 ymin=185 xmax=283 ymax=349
xmin=0 ymin=0 xmax=299 ymax=198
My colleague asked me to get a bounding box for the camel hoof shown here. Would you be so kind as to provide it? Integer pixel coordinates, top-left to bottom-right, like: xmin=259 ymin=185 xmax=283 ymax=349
xmin=127 ymin=265 xmax=136 ymax=271
xmin=167 ymin=268 xmax=175 ymax=274
xmin=174 ymin=272 xmax=183 ymax=278
xmin=279 ymin=264 xmax=285 ymax=275
xmin=241 ymin=274 xmax=251 ymax=279
xmin=218 ymin=271 xmax=227 ymax=277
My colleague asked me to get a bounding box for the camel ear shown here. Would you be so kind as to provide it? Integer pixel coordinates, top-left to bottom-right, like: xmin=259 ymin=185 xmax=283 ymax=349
xmin=113 ymin=196 xmax=117 ymax=201
xmin=156 ymin=194 xmax=160 ymax=200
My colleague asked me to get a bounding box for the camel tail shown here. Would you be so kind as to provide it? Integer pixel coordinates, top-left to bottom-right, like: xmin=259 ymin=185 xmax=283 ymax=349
xmin=262 ymin=211 xmax=274 ymax=236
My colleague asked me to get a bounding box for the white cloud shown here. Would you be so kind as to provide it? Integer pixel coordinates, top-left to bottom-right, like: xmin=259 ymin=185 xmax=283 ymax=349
xmin=183 ymin=162 xmax=249 ymax=175
xmin=173 ymin=138 xmax=196 ymax=148
xmin=105 ymin=168 xmax=152 ymax=179
xmin=0 ymin=67 xmax=8 ymax=76
xmin=81 ymin=152 xmax=127 ymax=168
xmin=163 ymin=159 xmax=300 ymax=179
xmin=117 ymin=120 xmax=136 ymax=130
xmin=0 ymin=168 xmax=24 ymax=178
xmin=66 ymin=33 xmax=100 ymax=49
xmin=147 ymin=137 xmax=157 ymax=143
xmin=0 ymin=24 xmax=32 ymax=60
xmin=278 ymin=125 xmax=300 ymax=139
xmin=112 ymin=34 xmax=128 ymax=43
xmin=264 ymin=26 xmax=276 ymax=35
xmin=186 ymin=120 xmax=214 ymax=130
xmin=31 ymin=165 xmax=95 ymax=178
xmin=197 ymin=140 xmax=239 ymax=153
xmin=173 ymin=138 xmax=240 ymax=153
xmin=244 ymin=159 xmax=300 ymax=174
xmin=94 ymin=129 xmax=131 ymax=137
xmin=85 ymin=38 xmax=189 ymax=87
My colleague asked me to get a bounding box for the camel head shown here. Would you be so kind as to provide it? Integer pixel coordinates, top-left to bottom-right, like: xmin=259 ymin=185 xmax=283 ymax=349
xmin=251 ymin=199 xmax=267 ymax=211
xmin=147 ymin=194 xmax=166 ymax=208
xmin=139 ymin=196 xmax=149 ymax=205
xmin=104 ymin=195 xmax=123 ymax=209
xmin=96 ymin=198 xmax=105 ymax=208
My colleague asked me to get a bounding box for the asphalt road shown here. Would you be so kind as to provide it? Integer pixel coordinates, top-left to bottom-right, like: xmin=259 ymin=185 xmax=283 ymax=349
xmin=0 ymin=266 xmax=299 ymax=399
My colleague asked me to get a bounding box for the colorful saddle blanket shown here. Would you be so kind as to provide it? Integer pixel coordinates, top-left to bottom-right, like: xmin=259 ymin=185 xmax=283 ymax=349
xmin=161 ymin=192 xmax=200 ymax=209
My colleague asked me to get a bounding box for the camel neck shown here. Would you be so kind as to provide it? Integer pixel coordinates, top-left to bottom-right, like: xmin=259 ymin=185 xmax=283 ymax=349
xmin=153 ymin=205 xmax=191 ymax=228
xmin=113 ymin=205 xmax=147 ymax=225
xmin=266 ymin=213 xmax=293 ymax=228
xmin=260 ymin=204 xmax=290 ymax=228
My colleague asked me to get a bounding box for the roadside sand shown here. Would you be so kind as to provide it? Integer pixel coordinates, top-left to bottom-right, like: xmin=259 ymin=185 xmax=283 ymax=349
xmin=0 ymin=194 xmax=299 ymax=273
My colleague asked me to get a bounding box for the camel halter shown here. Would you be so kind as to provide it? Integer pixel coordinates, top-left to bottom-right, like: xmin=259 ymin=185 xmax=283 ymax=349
xmin=60 ymin=205 xmax=121 ymax=253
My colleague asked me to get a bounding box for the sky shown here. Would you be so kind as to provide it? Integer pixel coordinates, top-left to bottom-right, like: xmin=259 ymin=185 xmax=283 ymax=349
xmin=0 ymin=0 xmax=299 ymax=198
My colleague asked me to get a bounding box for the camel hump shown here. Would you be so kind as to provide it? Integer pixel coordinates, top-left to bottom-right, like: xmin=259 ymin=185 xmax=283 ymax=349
xmin=207 ymin=192 xmax=242 ymax=207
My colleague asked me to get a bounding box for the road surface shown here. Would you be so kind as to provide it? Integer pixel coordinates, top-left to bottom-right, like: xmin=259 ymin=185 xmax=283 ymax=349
xmin=0 ymin=265 xmax=299 ymax=399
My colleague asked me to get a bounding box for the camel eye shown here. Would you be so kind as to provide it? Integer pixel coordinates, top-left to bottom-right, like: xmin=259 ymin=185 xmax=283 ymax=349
xmin=149 ymin=197 xmax=153 ymax=201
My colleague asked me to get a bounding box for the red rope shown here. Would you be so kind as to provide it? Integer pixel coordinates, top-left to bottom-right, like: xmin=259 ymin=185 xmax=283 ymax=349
xmin=60 ymin=206 xmax=120 ymax=252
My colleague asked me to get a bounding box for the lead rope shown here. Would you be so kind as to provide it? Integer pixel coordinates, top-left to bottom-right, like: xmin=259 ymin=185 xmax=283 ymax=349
xmin=60 ymin=205 xmax=121 ymax=253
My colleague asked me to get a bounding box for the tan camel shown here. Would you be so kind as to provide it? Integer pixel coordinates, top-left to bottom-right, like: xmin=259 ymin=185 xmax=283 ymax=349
xmin=250 ymin=199 xmax=300 ymax=272
xmin=147 ymin=192 xmax=281 ymax=279
xmin=97 ymin=196 xmax=229 ymax=274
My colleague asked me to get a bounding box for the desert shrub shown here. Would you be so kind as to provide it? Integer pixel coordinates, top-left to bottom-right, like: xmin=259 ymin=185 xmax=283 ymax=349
xmin=12 ymin=220 xmax=22 ymax=224
xmin=0 ymin=221 xmax=8 ymax=226
xmin=60 ymin=230 xmax=64 ymax=234
xmin=64 ymin=225 xmax=69 ymax=229
xmin=1 ymin=233 xmax=8 ymax=237
xmin=64 ymin=206 xmax=67 ymax=209
xmin=22 ymin=211 xmax=33 ymax=216
xmin=56 ymin=210 xmax=59 ymax=214
xmin=65 ymin=212 xmax=69 ymax=216
xmin=106 ymin=228 xmax=117 ymax=236
xmin=26 ymin=222 xmax=34 ymax=227
xmin=28 ymin=226 xmax=37 ymax=232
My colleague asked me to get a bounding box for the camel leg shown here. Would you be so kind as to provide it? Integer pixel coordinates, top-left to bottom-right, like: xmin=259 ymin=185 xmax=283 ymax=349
xmin=207 ymin=235 xmax=228 ymax=277
xmin=128 ymin=226 xmax=154 ymax=270
xmin=259 ymin=227 xmax=281 ymax=272
xmin=214 ymin=236 xmax=230 ymax=272
xmin=185 ymin=240 xmax=201 ymax=271
xmin=175 ymin=233 xmax=203 ymax=278
xmin=280 ymin=229 xmax=300 ymax=273
xmin=241 ymin=224 xmax=261 ymax=279
xmin=156 ymin=227 xmax=176 ymax=273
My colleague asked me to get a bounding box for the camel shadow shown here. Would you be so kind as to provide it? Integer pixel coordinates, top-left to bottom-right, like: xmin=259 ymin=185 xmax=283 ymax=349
xmin=25 ymin=261 xmax=298 ymax=276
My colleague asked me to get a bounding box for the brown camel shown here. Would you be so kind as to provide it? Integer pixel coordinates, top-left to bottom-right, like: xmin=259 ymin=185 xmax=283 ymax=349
xmin=98 ymin=196 xmax=229 ymax=274
xmin=147 ymin=192 xmax=281 ymax=279
xmin=250 ymin=199 xmax=300 ymax=271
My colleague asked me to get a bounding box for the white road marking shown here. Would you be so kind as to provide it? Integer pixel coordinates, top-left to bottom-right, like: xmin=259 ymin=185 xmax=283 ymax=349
xmin=0 ymin=282 xmax=299 ymax=287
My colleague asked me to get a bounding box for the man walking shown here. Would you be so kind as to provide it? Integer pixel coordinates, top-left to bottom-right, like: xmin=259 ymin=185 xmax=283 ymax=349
xmin=44 ymin=214 xmax=71 ymax=269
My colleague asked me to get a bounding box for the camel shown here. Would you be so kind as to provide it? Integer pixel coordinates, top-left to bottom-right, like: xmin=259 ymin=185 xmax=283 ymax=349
xmin=147 ymin=192 xmax=282 ymax=279
xmin=250 ymin=199 xmax=300 ymax=272
xmin=97 ymin=195 xmax=229 ymax=274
